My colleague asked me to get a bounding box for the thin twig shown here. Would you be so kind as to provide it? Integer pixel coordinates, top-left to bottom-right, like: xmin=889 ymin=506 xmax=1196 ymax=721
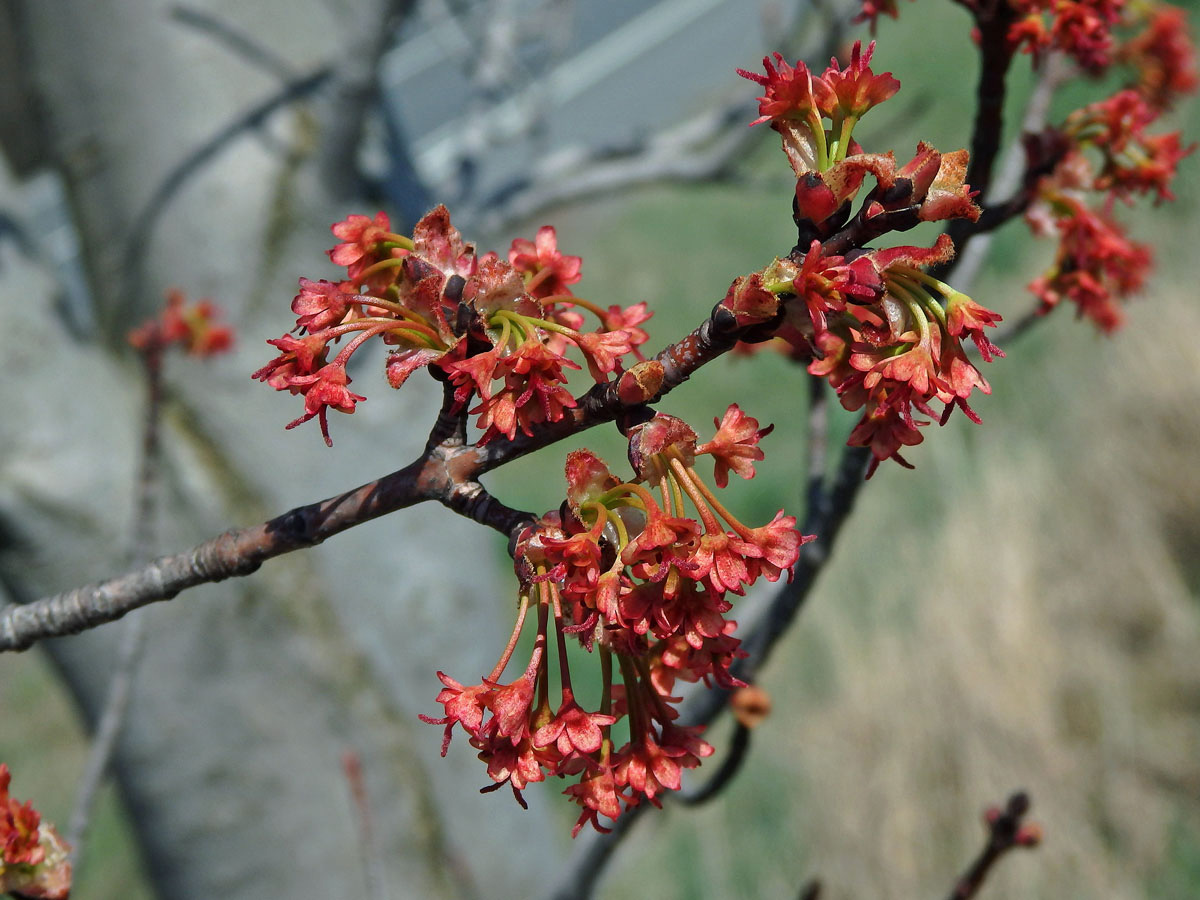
xmin=0 ymin=277 xmax=791 ymax=652
xmin=946 ymin=791 xmax=1041 ymax=900
xmin=946 ymin=52 xmax=1070 ymax=293
xmin=0 ymin=454 xmax=423 ymax=652
xmin=66 ymin=612 xmax=146 ymax=859
xmin=674 ymin=723 xmax=750 ymax=806
xmin=342 ymin=749 xmax=388 ymax=900
xmin=120 ymin=67 xmax=332 ymax=324
xmin=67 ymin=344 xmax=166 ymax=861
xmin=962 ymin=8 xmax=1018 ymax=204
xmin=171 ymin=4 xmax=298 ymax=81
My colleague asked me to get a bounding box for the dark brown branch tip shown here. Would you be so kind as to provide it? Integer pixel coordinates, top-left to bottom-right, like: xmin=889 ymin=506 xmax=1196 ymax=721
xmin=947 ymin=790 xmax=1041 ymax=900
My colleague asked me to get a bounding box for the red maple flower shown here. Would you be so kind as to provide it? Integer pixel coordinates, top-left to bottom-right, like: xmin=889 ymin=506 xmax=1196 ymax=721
xmin=291 ymin=278 xmax=356 ymax=333
xmin=533 ymin=694 xmax=616 ymax=759
xmin=1050 ymin=0 xmax=1121 ymax=71
xmin=485 ymin=671 xmax=537 ymax=743
xmin=284 ymin=363 xmax=367 ymax=446
xmin=574 ymin=328 xmax=636 ymax=381
xmin=1028 ymin=194 xmax=1152 ymax=330
xmin=418 ymin=672 xmax=495 ymax=755
xmin=565 ymin=763 xmax=623 ymax=837
xmin=329 ymin=211 xmax=393 ymax=277
xmin=791 ymin=243 xmax=883 ymax=335
xmin=1118 ymin=4 xmax=1199 ymax=110
xmin=473 ymin=732 xmax=546 ymax=807
xmin=696 ymin=404 xmax=774 ymax=488
xmin=128 ymin=289 xmax=234 ymax=358
xmin=847 ymin=389 xmax=926 ymax=473
xmin=737 ymin=52 xmax=833 ymax=127
xmin=819 ymin=41 xmax=900 ymax=119
xmin=599 ymin=302 xmax=652 ymax=347
xmin=613 ymin=729 xmax=710 ymax=806
xmin=741 ymin=511 xmax=808 ymax=583
xmin=508 ymin=226 xmax=583 ymax=299
xmin=1 ymin=763 xmax=72 ymax=900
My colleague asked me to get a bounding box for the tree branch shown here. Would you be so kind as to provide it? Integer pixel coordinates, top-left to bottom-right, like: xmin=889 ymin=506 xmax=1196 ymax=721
xmin=67 ymin=344 xmax=166 ymax=860
xmin=940 ymin=51 xmax=1070 ymax=291
xmin=120 ymin=67 xmax=332 ymax=323
xmin=0 ymin=456 xmax=424 ymax=651
xmin=946 ymin=791 xmax=1041 ymax=900
xmin=1 ymin=269 xmax=792 ymax=653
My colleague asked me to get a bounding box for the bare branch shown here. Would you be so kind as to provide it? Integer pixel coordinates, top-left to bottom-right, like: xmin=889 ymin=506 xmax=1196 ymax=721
xmin=0 ymin=455 xmax=424 ymax=651
xmin=946 ymin=52 xmax=1071 ymax=291
xmin=121 ymin=67 xmax=332 ymax=319
xmin=68 ymin=345 xmax=166 ymax=860
xmin=171 ymin=4 xmax=298 ymax=81
xmin=946 ymin=791 xmax=1041 ymax=900
xmin=674 ymin=722 xmax=750 ymax=806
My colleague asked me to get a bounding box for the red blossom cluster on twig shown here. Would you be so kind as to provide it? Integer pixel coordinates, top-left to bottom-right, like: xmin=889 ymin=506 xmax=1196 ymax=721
xmin=254 ymin=207 xmax=650 ymax=445
xmin=737 ymin=43 xmax=1002 ymax=476
xmin=423 ymin=410 xmax=810 ymax=836
xmin=127 ymin=288 xmax=234 ymax=357
xmin=852 ymin=0 xmax=1196 ymax=333
xmin=1027 ymin=75 xmax=1195 ymax=329
xmin=237 ymin=31 xmax=1193 ymax=839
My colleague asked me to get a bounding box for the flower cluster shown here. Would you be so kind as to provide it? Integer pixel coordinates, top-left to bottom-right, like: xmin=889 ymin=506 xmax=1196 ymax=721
xmin=254 ymin=207 xmax=650 ymax=445
xmin=1117 ymin=4 xmax=1199 ymax=111
xmin=738 ymin=42 xmax=900 ymax=189
xmin=0 ymin=765 xmax=71 ymax=900
xmin=422 ymin=409 xmax=810 ymax=835
xmin=788 ymin=236 xmax=1002 ymax=475
xmin=1007 ymin=0 xmax=1125 ymax=71
xmin=1027 ymin=70 xmax=1194 ymax=329
xmin=128 ymin=289 xmax=234 ymax=358
xmin=739 ymin=45 xmax=1001 ymax=475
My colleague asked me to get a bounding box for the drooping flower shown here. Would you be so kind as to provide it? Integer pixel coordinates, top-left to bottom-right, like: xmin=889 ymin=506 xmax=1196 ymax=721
xmin=696 ymin=404 xmax=774 ymax=488
xmin=283 ymin=363 xmax=367 ymax=446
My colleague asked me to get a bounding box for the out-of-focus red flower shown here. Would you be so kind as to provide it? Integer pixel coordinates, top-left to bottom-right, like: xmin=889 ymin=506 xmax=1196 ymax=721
xmin=128 ymin=289 xmax=234 ymax=358
xmin=1118 ymin=4 xmax=1199 ymax=110
xmin=1 ymin=764 xmax=71 ymax=900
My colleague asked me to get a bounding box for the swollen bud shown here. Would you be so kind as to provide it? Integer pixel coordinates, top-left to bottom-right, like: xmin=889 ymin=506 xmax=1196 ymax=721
xmin=617 ymin=360 xmax=665 ymax=407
